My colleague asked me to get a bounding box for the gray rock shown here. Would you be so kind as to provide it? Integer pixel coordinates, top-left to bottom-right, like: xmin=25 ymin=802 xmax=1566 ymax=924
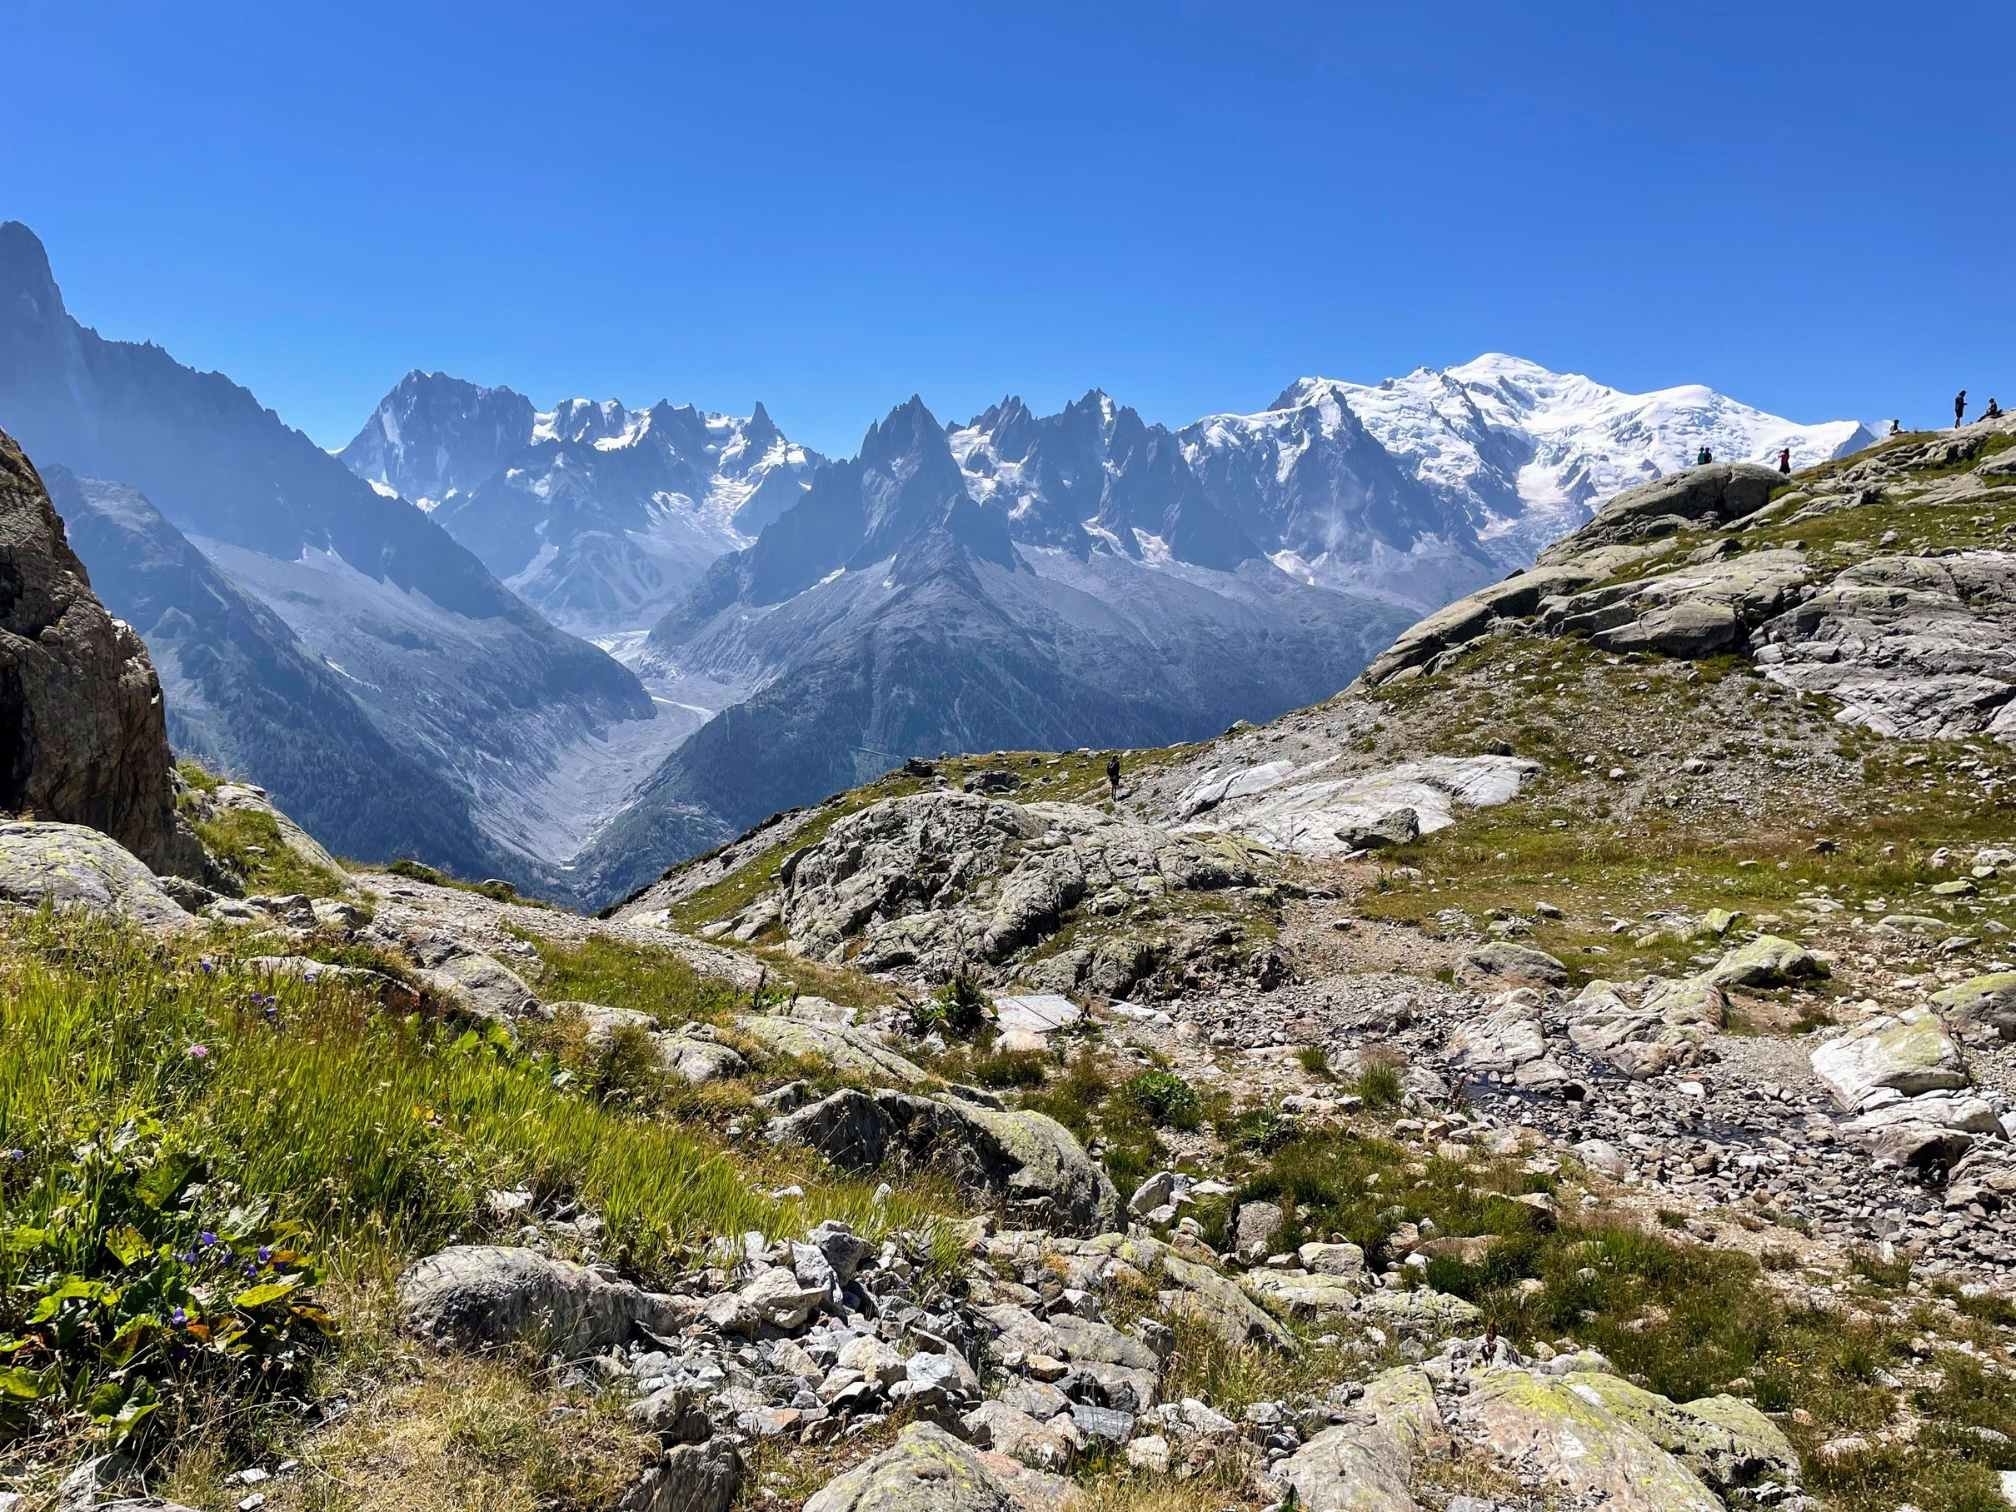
xmin=1172 ymin=754 xmax=1537 ymax=860
xmin=1463 ymin=941 xmax=1569 ymax=988
xmin=0 ymin=429 xmax=198 ymax=877
xmin=408 ymin=944 xmax=540 ymax=1026
xmin=1840 ymin=1090 xmax=2002 ymax=1170
xmin=776 ymin=791 xmax=1257 ymax=977
xmin=1539 ymin=549 xmax=1812 ymax=657
xmin=0 ymin=820 xmax=196 ymax=933
xmin=1538 ymin=463 xmax=1785 ymax=558
xmin=1755 ymin=551 xmax=2016 ymax=743
xmin=766 ymin=1088 xmax=1123 ymax=1235
xmin=396 ymin=1245 xmax=688 ymax=1353
xmin=1275 ymin=1366 xmax=1447 ymax=1512
xmin=803 ymin=1421 xmax=1078 ymax=1512
xmin=617 ymin=1438 xmax=742 ymax=1512
xmin=732 ymin=1014 xmax=932 ymax=1085
xmin=1705 ymin=934 xmax=1826 ymax=989
xmin=1234 ymin=1200 xmax=1285 ymax=1260
xmin=1811 ymin=1007 xmax=1968 ymax=1112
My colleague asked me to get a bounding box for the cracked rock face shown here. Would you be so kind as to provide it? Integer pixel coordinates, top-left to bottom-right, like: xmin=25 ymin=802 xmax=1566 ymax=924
xmin=1755 ymin=550 xmax=2016 ymax=743
xmin=1172 ymin=753 xmax=1538 ymax=859
xmin=0 ymin=429 xmax=196 ymax=877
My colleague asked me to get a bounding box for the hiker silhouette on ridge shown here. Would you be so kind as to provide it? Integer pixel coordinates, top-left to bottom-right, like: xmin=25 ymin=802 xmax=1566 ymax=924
xmin=1956 ymin=390 xmax=1968 ymax=427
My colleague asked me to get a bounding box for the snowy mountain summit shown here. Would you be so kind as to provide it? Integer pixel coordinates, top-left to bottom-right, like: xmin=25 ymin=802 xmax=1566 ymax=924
xmin=941 ymin=354 xmax=1871 ymax=610
xmin=341 ymin=372 xmax=820 ymax=633
xmin=1286 ymin=353 xmax=1876 ymax=567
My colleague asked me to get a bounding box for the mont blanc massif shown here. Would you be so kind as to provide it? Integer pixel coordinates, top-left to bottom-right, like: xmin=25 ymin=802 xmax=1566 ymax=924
xmin=0 ymin=220 xmax=1873 ymax=907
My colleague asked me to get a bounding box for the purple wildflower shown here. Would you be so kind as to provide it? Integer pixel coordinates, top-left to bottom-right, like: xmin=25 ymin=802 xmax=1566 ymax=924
xmin=171 ymin=1307 xmax=188 ymax=1326
xmin=257 ymin=1246 xmax=272 ymax=1263
xmin=186 ymin=1043 xmax=210 ymax=1061
xmin=200 ymin=1230 xmax=217 ymax=1248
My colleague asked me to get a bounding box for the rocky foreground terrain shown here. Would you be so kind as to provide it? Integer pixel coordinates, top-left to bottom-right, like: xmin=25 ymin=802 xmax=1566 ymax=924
xmin=4 ymin=419 xmax=2016 ymax=1511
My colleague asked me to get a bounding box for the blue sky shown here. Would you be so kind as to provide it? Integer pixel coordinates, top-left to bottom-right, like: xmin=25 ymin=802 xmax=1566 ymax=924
xmin=7 ymin=0 xmax=2007 ymax=456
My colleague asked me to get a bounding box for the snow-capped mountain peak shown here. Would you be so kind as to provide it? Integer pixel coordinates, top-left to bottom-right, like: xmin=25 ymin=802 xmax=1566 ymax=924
xmin=339 ymin=373 xmax=821 ymax=633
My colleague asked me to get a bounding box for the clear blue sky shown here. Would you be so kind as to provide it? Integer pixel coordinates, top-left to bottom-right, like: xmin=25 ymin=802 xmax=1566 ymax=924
xmin=8 ymin=0 xmax=2007 ymax=456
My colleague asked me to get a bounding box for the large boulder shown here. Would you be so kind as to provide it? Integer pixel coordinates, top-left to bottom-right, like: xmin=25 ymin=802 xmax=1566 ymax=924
xmin=1705 ymin=934 xmax=1826 ymax=990
xmin=0 ymin=819 xmax=196 ymax=932
xmin=1811 ymin=1007 xmax=1968 ymax=1112
xmin=1172 ymin=754 xmax=1537 ymax=860
xmin=732 ymin=1014 xmax=932 ymax=1085
xmin=803 ymin=1422 xmax=1079 ymax=1512
xmin=1538 ymin=463 xmax=1785 ymax=560
xmin=1930 ymin=971 xmax=2016 ymax=1039
xmin=618 ymin=1440 xmax=742 ymax=1512
xmin=396 ymin=1245 xmax=690 ymax=1353
xmin=774 ymin=792 xmax=1256 ymax=975
xmin=1468 ymin=1369 xmax=1727 ymax=1511
xmin=0 ymin=429 xmax=196 ymax=876
xmin=1275 ymin=1366 xmax=1446 ymax=1512
xmin=767 ymin=1088 xmax=1122 ymax=1236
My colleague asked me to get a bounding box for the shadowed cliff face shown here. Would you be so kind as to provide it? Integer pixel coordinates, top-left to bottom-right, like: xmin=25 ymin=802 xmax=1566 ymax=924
xmin=0 ymin=428 xmax=196 ymax=876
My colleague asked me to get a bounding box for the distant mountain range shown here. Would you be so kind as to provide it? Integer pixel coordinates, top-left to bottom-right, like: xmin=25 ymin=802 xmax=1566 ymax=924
xmin=0 ymin=221 xmax=653 ymax=886
xmin=340 ymin=374 xmax=819 ymax=634
xmin=0 ymin=217 xmax=1873 ymax=906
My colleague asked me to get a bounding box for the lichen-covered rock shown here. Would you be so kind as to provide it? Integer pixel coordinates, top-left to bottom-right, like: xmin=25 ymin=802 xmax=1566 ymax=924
xmin=1537 ymin=462 xmax=1785 ymax=559
xmin=766 ymin=1088 xmax=1122 ymax=1236
xmin=732 ymin=1014 xmax=931 ymax=1085
xmin=1705 ymin=934 xmax=1826 ymax=990
xmin=1462 ymin=941 xmax=1569 ymax=988
xmin=803 ymin=1422 xmax=1080 ymax=1512
xmin=617 ymin=1438 xmax=743 ymax=1512
xmin=0 ymin=429 xmax=197 ymax=877
xmin=396 ymin=1245 xmax=690 ymax=1353
xmin=1172 ymin=754 xmax=1538 ymax=860
xmin=1468 ymin=1368 xmax=1725 ymax=1511
xmin=0 ymin=819 xmax=195 ymax=932
xmin=1275 ymin=1366 xmax=1447 ymax=1512
xmin=1930 ymin=971 xmax=2016 ymax=1039
xmin=1542 ymin=1370 xmax=1797 ymax=1495
xmin=774 ymin=792 xmax=1257 ymax=976
xmin=1811 ymin=1006 xmax=1968 ymax=1112
xmin=1540 ymin=548 xmax=1812 ymax=657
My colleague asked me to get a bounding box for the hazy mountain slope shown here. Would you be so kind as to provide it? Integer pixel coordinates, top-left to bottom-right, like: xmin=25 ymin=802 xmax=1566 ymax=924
xmin=47 ymin=466 xmax=501 ymax=873
xmin=341 ymin=374 xmax=819 ymax=634
xmin=0 ymin=221 xmax=656 ymax=885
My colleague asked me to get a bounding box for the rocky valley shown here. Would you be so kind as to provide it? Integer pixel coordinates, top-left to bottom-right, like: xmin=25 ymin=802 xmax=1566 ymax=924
xmin=3 ymin=397 xmax=2015 ymax=1512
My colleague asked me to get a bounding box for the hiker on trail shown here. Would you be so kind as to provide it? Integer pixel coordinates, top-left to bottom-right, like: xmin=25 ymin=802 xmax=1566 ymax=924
xmin=1889 ymin=419 xmax=1902 ymax=437
xmin=1778 ymin=447 xmax=1792 ymax=475
xmin=1106 ymin=752 xmax=1122 ymax=801
xmin=1956 ymin=390 xmax=1968 ymax=427
xmin=1987 ymin=397 xmax=2004 ymax=420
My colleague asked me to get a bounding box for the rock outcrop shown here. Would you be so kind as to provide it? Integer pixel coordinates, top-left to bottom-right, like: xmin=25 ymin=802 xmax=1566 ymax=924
xmin=0 ymin=819 xmax=196 ymax=933
xmin=396 ymin=1244 xmax=692 ymax=1352
xmin=0 ymin=428 xmax=195 ymax=876
xmin=769 ymin=792 xmax=1259 ymax=977
xmin=766 ymin=1088 xmax=1124 ymax=1236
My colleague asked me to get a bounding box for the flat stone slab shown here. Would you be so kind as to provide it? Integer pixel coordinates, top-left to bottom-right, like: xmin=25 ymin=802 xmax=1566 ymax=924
xmin=992 ymin=993 xmax=1084 ymax=1035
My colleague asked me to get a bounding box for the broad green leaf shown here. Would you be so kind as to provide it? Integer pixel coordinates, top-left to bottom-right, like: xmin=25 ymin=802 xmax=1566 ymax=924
xmin=105 ymin=1224 xmax=150 ymax=1268
xmin=234 ymin=1277 xmax=302 ymax=1309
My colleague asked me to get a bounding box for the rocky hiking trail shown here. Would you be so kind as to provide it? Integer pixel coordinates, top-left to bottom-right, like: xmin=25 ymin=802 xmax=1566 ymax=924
xmin=3 ymin=419 xmax=2016 ymax=1511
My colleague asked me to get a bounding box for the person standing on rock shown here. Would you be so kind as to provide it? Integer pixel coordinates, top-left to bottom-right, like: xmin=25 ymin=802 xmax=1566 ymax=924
xmin=1777 ymin=447 xmax=1791 ymax=475
xmin=1106 ymin=752 xmax=1122 ymax=803
xmin=1956 ymin=390 xmax=1967 ymax=427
